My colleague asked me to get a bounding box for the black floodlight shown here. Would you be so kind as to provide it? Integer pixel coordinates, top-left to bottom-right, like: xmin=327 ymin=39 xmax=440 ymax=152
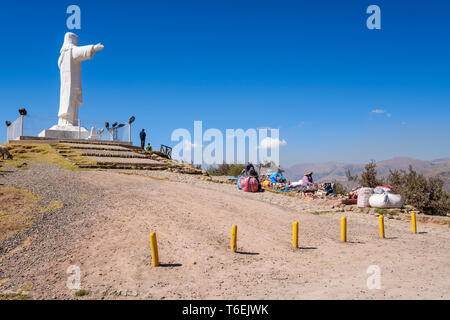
xmin=112 ymin=122 xmax=118 ymax=128
xmin=5 ymin=121 xmax=11 ymax=127
xmin=128 ymin=116 xmax=135 ymax=124
xmin=105 ymin=122 xmax=110 ymax=129
xmin=117 ymin=123 xmax=125 ymax=128
xmin=18 ymin=108 xmax=27 ymax=116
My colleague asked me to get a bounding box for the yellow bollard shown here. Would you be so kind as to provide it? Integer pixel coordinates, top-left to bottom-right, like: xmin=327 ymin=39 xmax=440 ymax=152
xmin=341 ymin=216 xmax=347 ymax=242
xmin=150 ymin=232 xmax=159 ymax=267
xmin=292 ymin=221 xmax=299 ymax=248
xmin=379 ymin=215 xmax=385 ymax=239
xmin=411 ymin=212 xmax=417 ymax=234
xmin=231 ymin=225 xmax=237 ymax=252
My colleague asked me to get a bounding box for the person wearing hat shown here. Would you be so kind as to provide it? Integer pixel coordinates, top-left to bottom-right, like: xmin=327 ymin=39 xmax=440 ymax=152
xmin=301 ymin=171 xmax=314 ymax=186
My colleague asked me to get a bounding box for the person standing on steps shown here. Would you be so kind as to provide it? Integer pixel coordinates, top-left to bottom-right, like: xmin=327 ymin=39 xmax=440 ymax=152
xmin=140 ymin=129 xmax=146 ymax=149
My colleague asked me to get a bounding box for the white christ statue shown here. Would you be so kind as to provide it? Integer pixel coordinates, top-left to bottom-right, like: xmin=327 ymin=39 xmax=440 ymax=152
xmin=57 ymin=32 xmax=104 ymax=127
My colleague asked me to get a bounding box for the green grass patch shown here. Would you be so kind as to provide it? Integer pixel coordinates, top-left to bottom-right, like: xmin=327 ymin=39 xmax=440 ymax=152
xmin=1 ymin=143 xmax=98 ymax=171
xmin=0 ymin=292 xmax=30 ymax=300
xmin=75 ymin=289 xmax=90 ymax=297
xmin=0 ymin=187 xmax=64 ymax=242
xmin=2 ymin=143 xmax=78 ymax=170
xmin=310 ymin=211 xmax=330 ymax=215
xmin=40 ymin=200 xmax=64 ymax=214
xmin=0 ymin=187 xmax=41 ymax=241
xmin=374 ymin=208 xmax=401 ymax=215
xmin=374 ymin=208 xmax=389 ymax=215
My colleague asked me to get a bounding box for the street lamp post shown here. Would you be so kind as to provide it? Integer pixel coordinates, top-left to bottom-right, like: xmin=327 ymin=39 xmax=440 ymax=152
xmin=18 ymin=108 xmax=27 ymax=138
xmin=5 ymin=121 xmax=11 ymax=142
xmin=128 ymin=116 xmax=135 ymax=144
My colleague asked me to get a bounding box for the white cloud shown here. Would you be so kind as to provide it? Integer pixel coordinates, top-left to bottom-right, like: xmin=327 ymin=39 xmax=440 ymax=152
xmin=258 ymin=137 xmax=287 ymax=149
xmin=371 ymin=109 xmax=391 ymax=118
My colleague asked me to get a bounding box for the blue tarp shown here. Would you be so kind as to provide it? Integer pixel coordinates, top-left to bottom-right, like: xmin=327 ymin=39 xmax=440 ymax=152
xmin=269 ymin=172 xmax=286 ymax=183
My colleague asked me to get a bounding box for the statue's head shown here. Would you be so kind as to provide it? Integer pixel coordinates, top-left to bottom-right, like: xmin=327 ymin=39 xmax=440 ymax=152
xmin=63 ymin=32 xmax=78 ymax=46
xmin=60 ymin=32 xmax=79 ymax=54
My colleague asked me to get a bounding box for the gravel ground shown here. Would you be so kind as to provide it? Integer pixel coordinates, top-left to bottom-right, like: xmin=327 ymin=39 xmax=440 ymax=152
xmin=0 ymin=163 xmax=108 ymax=299
xmin=118 ymin=169 xmax=343 ymax=213
xmin=0 ymin=165 xmax=449 ymax=300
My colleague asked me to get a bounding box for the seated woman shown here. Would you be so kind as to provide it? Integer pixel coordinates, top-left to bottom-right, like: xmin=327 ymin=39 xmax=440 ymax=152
xmin=301 ymin=171 xmax=314 ymax=186
xmin=248 ymin=167 xmax=262 ymax=191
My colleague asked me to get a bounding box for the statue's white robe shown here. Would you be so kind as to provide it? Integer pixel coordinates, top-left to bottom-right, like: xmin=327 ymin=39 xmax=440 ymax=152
xmin=58 ymin=45 xmax=95 ymax=126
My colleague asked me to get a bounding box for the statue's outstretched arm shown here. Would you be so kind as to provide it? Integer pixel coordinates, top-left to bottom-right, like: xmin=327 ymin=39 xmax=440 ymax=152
xmin=72 ymin=43 xmax=104 ymax=62
xmin=93 ymin=43 xmax=104 ymax=52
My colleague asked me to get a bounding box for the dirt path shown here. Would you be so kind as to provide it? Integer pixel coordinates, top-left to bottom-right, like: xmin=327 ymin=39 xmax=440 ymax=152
xmin=1 ymin=167 xmax=449 ymax=299
xmin=63 ymin=171 xmax=450 ymax=299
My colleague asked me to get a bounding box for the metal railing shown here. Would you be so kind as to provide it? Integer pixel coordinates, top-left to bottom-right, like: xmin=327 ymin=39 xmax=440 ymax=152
xmin=6 ymin=114 xmax=132 ymax=143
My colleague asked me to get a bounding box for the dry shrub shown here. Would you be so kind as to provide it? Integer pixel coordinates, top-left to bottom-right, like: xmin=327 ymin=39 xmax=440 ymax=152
xmin=207 ymin=163 xmax=245 ymax=176
xmin=388 ymin=165 xmax=449 ymax=216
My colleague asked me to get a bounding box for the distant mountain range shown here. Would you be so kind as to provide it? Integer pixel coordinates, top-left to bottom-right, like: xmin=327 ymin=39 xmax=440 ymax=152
xmin=284 ymin=157 xmax=450 ymax=190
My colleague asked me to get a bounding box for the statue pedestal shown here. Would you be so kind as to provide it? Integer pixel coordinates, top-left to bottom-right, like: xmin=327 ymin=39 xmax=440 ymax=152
xmin=38 ymin=124 xmax=90 ymax=140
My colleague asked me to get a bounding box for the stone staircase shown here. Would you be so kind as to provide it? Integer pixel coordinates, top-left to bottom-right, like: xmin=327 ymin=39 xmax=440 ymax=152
xmin=52 ymin=140 xmax=203 ymax=173
xmin=8 ymin=139 xmax=203 ymax=174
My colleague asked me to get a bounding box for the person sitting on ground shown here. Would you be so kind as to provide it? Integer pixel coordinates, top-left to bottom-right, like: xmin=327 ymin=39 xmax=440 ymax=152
xmin=145 ymin=143 xmax=152 ymax=152
xmin=249 ymin=167 xmax=258 ymax=177
xmin=245 ymin=161 xmax=255 ymax=174
xmin=241 ymin=161 xmax=256 ymax=176
xmin=301 ymin=171 xmax=314 ymax=186
xmin=248 ymin=167 xmax=262 ymax=191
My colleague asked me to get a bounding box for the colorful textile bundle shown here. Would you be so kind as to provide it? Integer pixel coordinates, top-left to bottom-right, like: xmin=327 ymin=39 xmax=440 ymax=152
xmin=247 ymin=176 xmax=259 ymax=192
xmin=237 ymin=176 xmax=260 ymax=192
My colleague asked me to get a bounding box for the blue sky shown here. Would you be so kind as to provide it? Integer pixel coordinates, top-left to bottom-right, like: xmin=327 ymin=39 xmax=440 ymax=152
xmin=0 ymin=0 xmax=449 ymax=167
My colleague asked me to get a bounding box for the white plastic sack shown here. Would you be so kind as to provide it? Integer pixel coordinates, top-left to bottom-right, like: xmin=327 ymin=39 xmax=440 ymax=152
xmin=374 ymin=186 xmax=392 ymax=194
xmin=357 ymin=187 xmax=374 ymax=208
xmin=369 ymin=193 xmax=403 ymax=208
xmin=386 ymin=193 xmax=403 ymax=208
xmin=369 ymin=194 xmax=389 ymax=208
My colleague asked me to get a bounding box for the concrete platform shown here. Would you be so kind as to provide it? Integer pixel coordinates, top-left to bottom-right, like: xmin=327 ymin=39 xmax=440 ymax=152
xmin=11 ymin=136 xmax=134 ymax=147
xmin=38 ymin=128 xmax=89 ymax=140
